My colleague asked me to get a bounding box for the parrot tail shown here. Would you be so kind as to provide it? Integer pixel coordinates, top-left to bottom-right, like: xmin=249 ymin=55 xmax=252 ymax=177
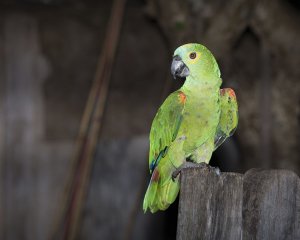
xmin=143 ymin=167 xmax=180 ymax=213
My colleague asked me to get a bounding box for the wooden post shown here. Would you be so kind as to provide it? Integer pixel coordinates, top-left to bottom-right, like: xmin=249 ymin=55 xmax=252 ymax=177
xmin=177 ymin=168 xmax=300 ymax=240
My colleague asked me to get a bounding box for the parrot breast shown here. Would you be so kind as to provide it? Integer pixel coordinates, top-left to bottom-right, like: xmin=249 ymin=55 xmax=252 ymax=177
xmin=177 ymin=88 xmax=221 ymax=154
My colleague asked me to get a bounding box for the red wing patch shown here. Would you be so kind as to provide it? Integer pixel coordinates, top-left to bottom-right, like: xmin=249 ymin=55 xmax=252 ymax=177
xmin=228 ymin=88 xmax=236 ymax=99
xmin=151 ymin=168 xmax=160 ymax=182
xmin=178 ymin=91 xmax=186 ymax=104
xmin=220 ymin=88 xmax=236 ymax=99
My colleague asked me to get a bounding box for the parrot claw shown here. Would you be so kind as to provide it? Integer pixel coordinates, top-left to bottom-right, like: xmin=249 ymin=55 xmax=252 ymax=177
xmin=172 ymin=162 xmax=197 ymax=181
xmin=214 ymin=167 xmax=221 ymax=176
xmin=172 ymin=168 xmax=180 ymax=181
xmin=172 ymin=162 xmax=221 ymax=181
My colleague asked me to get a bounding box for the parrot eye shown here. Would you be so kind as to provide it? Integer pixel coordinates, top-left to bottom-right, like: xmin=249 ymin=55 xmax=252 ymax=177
xmin=189 ymin=52 xmax=197 ymax=59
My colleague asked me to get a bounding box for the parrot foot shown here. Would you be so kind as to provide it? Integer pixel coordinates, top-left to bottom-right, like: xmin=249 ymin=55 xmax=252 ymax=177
xmin=172 ymin=162 xmax=198 ymax=181
xmin=196 ymin=162 xmax=221 ymax=176
xmin=172 ymin=162 xmax=221 ymax=181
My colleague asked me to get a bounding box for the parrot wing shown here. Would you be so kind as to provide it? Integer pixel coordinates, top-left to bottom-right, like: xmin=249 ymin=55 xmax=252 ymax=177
xmin=148 ymin=90 xmax=186 ymax=173
xmin=214 ymin=88 xmax=238 ymax=149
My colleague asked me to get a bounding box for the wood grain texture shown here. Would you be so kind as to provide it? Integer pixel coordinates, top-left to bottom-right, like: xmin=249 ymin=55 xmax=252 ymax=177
xmin=177 ymin=167 xmax=243 ymax=240
xmin=243 ymin=169 xmax=300 ymax=240
xmin=177 ymin=168 xmax=300 ymax=240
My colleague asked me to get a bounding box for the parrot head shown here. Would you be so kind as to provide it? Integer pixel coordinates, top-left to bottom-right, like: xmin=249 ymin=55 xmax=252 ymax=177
xmin=171 ymin=43 xmax=221 ymax=86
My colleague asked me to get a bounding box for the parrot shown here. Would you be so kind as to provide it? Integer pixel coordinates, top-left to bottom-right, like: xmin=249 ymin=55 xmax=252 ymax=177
xmin=143 ymin=43 xmax=238 ymax=213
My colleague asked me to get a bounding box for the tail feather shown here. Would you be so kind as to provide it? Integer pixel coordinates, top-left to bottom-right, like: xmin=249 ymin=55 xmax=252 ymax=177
xmin=143 ymin=180 xmax=159 ymax=213
xmin=143 ymin=171 xmax=180 ymax=213
xmin=157 ymin=178 xmax=179 ymax=211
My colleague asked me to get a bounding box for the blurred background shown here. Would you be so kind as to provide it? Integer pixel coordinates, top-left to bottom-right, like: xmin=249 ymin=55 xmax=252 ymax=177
xmin=0 ymin=0 xmax=299 ymax=239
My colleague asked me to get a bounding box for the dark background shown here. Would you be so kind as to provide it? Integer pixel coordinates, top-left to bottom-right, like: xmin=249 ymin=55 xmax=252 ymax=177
xmin=0 ymin=0 xmax=299 ymax=239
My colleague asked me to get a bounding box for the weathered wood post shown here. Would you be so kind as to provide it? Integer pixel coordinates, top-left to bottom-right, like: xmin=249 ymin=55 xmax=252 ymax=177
xmin=177 ymin=168 xmax=300 ymax=240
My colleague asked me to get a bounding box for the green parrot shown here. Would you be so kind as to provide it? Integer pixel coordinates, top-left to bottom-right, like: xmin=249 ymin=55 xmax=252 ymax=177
xmin=143 ymin=43 xmax=238 ymax=213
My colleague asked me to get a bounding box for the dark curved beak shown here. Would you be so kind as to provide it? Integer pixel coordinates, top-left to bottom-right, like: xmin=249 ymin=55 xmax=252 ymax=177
xmin=171 ymin=55 xmax=189 ymax=79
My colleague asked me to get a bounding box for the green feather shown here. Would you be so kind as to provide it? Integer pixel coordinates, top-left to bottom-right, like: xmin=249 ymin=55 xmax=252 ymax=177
xmin=143 ymin=43 xmax=238 ymax=213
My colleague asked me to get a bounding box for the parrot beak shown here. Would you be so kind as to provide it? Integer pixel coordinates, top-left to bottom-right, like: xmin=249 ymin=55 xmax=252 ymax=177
xmin=171 ymin=55 xmax=189 ymax=80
